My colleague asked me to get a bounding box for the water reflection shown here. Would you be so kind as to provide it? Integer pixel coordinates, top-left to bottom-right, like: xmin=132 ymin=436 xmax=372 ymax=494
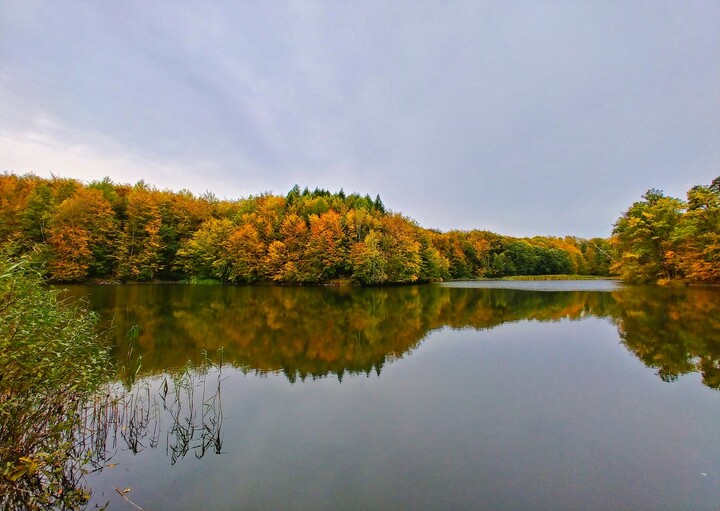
xmin=612 ymin=286 xmax=720 ymax=389
xmin=55 ymin=282 xmax=720 ymax=511
xmin=60 ymin=282 xmax=720 ymax=389
xmin=84 ymin=359 xmax=225 ymax=467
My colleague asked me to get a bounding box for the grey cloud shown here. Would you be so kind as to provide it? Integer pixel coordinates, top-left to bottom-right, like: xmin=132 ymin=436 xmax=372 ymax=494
xmin=1 ymin=0 xmax=718 ymax=237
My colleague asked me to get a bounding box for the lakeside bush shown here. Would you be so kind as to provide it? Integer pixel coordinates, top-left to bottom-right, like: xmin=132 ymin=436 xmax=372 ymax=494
xmin=0 ymin=254 xmax=111 ymax=510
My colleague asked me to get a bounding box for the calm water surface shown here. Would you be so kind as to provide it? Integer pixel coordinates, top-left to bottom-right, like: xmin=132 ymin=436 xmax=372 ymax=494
xmin=59 ymin=281 xmax=720 ymax=511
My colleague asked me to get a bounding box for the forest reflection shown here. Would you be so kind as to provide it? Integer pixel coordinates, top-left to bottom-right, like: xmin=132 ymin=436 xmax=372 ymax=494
xmin=63 ymin=283 xmax=720 ymax=389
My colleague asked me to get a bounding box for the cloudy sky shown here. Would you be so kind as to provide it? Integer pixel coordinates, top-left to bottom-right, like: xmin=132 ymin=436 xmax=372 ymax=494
xmin=1 ymin=1 xmax=718 ymax=238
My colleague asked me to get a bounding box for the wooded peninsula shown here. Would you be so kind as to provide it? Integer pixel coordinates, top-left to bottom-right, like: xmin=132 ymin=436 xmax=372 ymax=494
xmin=1 ymin=173 xmax=718 ymax=284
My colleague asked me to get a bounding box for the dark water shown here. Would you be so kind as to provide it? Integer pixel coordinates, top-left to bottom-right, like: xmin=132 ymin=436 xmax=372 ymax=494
xmin=59 ymin=281 xmax=720 ymax=511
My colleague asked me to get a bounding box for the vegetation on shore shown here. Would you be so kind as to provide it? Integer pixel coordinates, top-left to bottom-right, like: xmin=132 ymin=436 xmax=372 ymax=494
xmin=0 ymin=173 xmax=611 ymax=285
xmin=611 ymin=177 xmax=720 ymax=284
xmin=2 ymin=172 xmax=717 ymax=285
xmin=0 ymin=252 xmax=226 ymax=509
xmin=497 ymin=274 xmax=618 ymax=281
xmin=0 ymin=254 xmax=111 ymax=510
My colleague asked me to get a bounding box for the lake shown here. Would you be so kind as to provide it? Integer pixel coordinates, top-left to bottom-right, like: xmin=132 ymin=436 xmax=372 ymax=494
xmin=59 ymin=281 xmax=720 ymax=511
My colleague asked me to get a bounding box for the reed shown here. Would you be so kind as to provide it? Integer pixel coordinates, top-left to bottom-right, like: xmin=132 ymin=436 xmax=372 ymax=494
xmin=0 ymin=252 xmax=226 ymax=510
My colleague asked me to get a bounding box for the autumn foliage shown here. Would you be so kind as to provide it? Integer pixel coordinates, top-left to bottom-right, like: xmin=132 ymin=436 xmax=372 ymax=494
xmin=1 ymin=173 xmax=611 ymax=284
xmin=611 ymin=177 xmax=720 ymax=284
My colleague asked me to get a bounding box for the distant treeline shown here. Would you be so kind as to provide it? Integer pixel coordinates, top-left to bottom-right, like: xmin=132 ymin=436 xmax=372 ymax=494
xmin=611 ymin=177 xmax=720 ymax=284
xmin=0 ymin=173 xmax=611 ymax=284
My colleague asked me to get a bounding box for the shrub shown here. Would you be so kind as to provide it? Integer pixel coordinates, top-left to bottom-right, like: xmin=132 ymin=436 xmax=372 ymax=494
xmin=0 ymin=254 xmax=111 ymax=510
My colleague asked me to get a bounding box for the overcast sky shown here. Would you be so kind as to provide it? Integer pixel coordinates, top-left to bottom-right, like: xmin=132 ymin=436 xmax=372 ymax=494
xmin=1 ymin=1 xmax=718 ymax=238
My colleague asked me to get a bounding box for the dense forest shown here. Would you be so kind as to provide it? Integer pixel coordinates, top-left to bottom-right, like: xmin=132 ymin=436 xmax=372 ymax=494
xmin=0 ymin=173 xmax=611 ymax=284
xmin=611 ymin=177 xmax=720 ymax=284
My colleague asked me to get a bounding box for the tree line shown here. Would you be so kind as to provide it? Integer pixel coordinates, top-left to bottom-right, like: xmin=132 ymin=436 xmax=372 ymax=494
xmin=0 ymin=173 xmax=611 ymax=284
xmin=611 ymin=177 xmax=720 ymax=284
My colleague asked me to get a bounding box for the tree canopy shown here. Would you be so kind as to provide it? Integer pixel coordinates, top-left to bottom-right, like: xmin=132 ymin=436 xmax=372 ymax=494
xmin=1 ymin=173 xmax=612 ymax=284
xmin=612 ymin=177 xmax=720 ymax=284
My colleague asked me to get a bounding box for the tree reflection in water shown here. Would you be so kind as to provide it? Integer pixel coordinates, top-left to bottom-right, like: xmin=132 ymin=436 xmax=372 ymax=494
xmin=9 ymin=282 xmax=718 ymax=510
xmin=612 ymin=286 xmax=720 ymax=389
xmin=63 ymin=283 xmax=719 ymax=390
